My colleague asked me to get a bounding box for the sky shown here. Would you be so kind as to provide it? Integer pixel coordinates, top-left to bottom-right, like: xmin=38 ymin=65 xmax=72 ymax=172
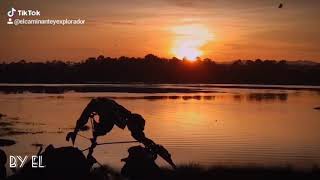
xmin=0 ymin=0 xmax=320 ymax=62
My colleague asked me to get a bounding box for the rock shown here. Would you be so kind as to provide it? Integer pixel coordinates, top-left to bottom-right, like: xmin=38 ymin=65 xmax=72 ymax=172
xmin=121 ymin=146 xmax=162 ymax=180
xmin=9 ymin=145 xmax=90 ymax=180
xmin=0 ymin=149 xmax=7 ymax=179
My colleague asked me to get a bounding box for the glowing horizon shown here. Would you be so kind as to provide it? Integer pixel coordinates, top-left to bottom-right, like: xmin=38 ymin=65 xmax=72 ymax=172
xmin=1 ymin=0 xmax=320 ymax=62
xmin=171 ymin=24 xmax=214 ymax=61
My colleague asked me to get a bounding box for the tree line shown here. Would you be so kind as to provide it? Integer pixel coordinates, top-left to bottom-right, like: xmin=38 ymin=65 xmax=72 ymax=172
xmin=1 ymin=54 xmax=320 ymax=85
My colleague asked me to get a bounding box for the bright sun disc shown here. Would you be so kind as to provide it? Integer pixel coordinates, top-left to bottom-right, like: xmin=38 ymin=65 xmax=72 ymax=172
xmin=171 ymin=24 xmax=213 ymax=61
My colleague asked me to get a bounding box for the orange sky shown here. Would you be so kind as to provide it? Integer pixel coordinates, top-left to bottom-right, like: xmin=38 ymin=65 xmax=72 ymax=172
xmin=1 ymin=0 xmax=320 ymax=62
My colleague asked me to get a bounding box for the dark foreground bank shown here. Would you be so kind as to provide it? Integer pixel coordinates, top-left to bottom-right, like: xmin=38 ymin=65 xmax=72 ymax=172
xmin=91 ymin=164 xmax=320 ymax=180
xmin=4 ymin=145 xmax=320 ymax=180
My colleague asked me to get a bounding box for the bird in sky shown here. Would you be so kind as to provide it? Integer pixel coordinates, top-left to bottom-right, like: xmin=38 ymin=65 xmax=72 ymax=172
xmin=278 ymin=3 xmax=283 ymax=8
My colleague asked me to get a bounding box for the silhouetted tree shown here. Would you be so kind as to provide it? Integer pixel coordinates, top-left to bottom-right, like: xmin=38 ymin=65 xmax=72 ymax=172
xmin=0 ymin=55 xmax=319 ymax=85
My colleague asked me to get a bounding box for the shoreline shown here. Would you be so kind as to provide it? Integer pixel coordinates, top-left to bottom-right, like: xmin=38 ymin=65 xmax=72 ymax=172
xmin=0 ymin=83 xmax=319 ymax=94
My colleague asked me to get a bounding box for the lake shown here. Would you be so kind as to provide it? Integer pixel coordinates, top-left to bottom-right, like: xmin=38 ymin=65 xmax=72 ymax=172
xmin=1 ymin=84 xmax=320 ymax=171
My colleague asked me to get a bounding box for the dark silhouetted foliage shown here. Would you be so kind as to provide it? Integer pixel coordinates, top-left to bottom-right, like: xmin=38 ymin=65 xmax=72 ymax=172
xmin=1 ymin=55 xmax=319 ymax=85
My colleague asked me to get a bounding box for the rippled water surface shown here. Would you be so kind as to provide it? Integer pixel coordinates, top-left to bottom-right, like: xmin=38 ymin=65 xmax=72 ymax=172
xmin=1 ymin=84 xmax=320 ymax=170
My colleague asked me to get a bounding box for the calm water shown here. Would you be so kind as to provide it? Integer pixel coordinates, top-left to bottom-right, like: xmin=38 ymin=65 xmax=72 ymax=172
xmin=1 ymin=84 xmax=320 ymax=170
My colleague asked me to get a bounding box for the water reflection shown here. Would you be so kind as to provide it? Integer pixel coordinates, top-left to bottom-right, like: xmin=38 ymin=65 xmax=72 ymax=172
xmin=0 ymin=114 xmax=59 ymax=137
xmin=83 ymin=95 xmax=217 ymax=101
xmin=247 ymin=93 xmax=288 ymax=102
xmin=233 ymin=93 xmax=288 ymax=102
xmin=79 ymin=93 xmax=288 ymax=102
xmin=1 ymin=87 xmax=320 ymax=170
xmin=0 ymin=85 xmax=213 ymax=94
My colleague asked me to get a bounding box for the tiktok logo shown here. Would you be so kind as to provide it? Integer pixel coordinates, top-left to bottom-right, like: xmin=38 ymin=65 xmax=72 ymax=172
xmin=7 ymin=7 xmax=16 ymax=25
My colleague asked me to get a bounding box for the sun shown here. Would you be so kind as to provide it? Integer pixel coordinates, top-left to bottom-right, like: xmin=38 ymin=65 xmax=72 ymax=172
xmin=171 ymin=24 xmax=213 ymax=61
xmin=173 ymin=46 xmax=202 ymax=61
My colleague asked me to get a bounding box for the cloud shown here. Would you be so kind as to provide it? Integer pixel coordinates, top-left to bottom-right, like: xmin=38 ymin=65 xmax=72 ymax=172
xmin=108 ymin=21 xmax=136 ymax=26
xmin=166 ymin=0 xmax=195 ymax=7
xmin=162 ymin=0 xmax=212 ymax=8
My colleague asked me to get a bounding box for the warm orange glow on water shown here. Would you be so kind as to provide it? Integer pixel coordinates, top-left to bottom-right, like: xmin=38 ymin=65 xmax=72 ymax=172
xmin=171 ymin=24 xmax=213 ymax=61
xmin=1 ymin=86 xmax=320 ymax=169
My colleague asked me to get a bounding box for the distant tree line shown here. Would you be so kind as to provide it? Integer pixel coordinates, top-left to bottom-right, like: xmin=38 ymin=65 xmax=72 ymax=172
xmin=0 ymin=54 xmax=320 ymax=85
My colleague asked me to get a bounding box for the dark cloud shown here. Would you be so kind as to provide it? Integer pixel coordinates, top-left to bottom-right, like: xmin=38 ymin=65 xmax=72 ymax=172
xmin=165 ymin=0 xmax=196 ymax=7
